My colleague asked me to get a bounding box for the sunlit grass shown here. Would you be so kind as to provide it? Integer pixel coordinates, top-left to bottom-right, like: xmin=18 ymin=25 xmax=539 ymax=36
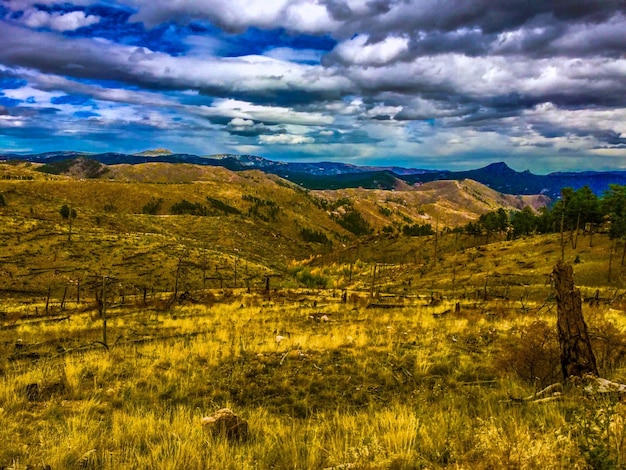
xmin=1 ymin=297 xmax=625 ymax=468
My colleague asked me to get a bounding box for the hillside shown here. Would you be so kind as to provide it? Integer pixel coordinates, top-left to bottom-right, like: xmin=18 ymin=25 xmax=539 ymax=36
xmin=313 ymin=179 xmax=548 ymax=230
xmin=2 ymin=161 xmax=626 ymax=470
xmin=4 ymin=152 xmax=626 ymax=197
xmin=0 ymin=161 xmax=547 ymax=300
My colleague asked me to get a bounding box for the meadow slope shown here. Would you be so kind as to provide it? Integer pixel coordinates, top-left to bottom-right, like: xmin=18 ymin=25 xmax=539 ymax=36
xmin=1 ymin=161 xmax=626 ymax=469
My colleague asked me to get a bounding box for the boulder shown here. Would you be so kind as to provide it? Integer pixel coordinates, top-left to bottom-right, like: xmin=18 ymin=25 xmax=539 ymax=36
xmin=201 ymin=408 xmax=249 ymax=441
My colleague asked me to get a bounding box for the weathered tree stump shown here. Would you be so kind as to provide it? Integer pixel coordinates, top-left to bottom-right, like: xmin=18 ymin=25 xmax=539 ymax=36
xmin=553 ymin=261 xmax=598 ymax=379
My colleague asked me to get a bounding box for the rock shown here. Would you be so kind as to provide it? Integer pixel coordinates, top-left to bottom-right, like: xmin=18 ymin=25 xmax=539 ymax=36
xmin=201 ymin=408 xmax=249 ymax=441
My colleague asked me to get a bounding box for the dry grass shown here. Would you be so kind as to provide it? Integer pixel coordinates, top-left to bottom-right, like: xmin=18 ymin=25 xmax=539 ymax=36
xmin=2 ymin=161 xmax=626 ymax=468
xmin=1 ymin=296 xmax=626 ymax=468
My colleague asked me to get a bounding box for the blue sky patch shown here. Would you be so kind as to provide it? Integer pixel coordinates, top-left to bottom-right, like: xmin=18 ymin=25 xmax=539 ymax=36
xmin=51 ymin=94 xmax=95 ymax=106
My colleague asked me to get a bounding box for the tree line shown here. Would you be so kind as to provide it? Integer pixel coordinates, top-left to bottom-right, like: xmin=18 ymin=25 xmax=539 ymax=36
xmin=461 ymin=185 xmax=626 ymax=244
xmin=458 ymin=185 xmax=626 ymax=276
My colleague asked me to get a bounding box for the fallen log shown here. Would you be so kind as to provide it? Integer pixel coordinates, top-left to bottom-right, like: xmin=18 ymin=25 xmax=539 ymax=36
xmin=502 ymin=383 xmax=563 ymax=405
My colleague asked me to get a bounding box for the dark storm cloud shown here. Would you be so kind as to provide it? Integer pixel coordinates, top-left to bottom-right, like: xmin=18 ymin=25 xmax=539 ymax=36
xmin=323 ymin=0 xmax=625 ymax=37
xmin=225 ymin=119 xmax=277 ymax=137
xmin=1 ymin=0 xmax=625 ymax=171
xmin=0 ymin=20 xmax=351 ymax=105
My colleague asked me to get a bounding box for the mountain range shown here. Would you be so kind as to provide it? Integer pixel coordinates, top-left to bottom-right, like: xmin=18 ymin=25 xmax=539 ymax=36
xmin=2 ymin=150 xmax=626 ymax=199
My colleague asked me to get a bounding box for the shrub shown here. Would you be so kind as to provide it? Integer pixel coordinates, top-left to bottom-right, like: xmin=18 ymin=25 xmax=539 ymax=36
xmin=334 ymin=209 xmax=372 ymax=236
xmin=402 ymin=223 xmax=433 ymax=236
xmin=377 ymin=205 xmax=392 ymax=216
xmin=142 ymin=198 xmax=162 ymax=215
xmin=495 ymin=320 xmax=561 ymax=387
xmin=300 ymin=228 xmax=331 ymax=245
xmin=170 ymin=199 xmax=208 ymax=216
xmin=206 ymin=197 xmax=241 ymax=215
xmin=289 ymin=267 xmax=328 ymax=288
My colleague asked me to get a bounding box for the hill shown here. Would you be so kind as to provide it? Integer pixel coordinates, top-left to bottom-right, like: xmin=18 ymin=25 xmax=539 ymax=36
xmin=4 ymin=152 xmax=626 ymax=197
xmin=3 ymin=160 xmax=626 ymax=470
xmin=0 ymin=160 xmax=547 ymax=300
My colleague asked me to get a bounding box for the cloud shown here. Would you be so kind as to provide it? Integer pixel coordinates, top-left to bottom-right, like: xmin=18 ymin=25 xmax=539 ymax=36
xmin=226 ymin=117 xmax=275 ymax=136
xmin=264 ymin=47 xmax=324 ymax=64
xmin=0 ymin=22 xmax=351 ymax=102
xmin=259 ymin=134 xmax=315 ymax=144
xmin=330 ymin=34 xmax=409 ymax=66
xmin=0 ymin=0 xmax=625 ymax=172
xmin=4 ymin=0 xmax=96 ymax=10
xmin=19 ymin=9 xmax=100 ymax=31
xmin=127 ymin=0 xmax=339 ymax=33
xmin=195 ymin=99 xmax=334 ymax=126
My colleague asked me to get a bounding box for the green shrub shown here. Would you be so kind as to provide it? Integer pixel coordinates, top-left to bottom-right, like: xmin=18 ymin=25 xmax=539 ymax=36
xmin=142 ymin=198 xmax=162 ymax=215
xmin=289 ymin=267 xmax=328 ymax=288
xmin=170 ymin=199 xmax=208 ymax=216
xmin=300 ymin=228 xmax=332 ymax=245
xmin=402 ymin=223 xmax=433 ymax=236
xmin=206 ymin=197 xmax=241 ymax=215
xmin=334 ymin=209 xmax=372 ymax=236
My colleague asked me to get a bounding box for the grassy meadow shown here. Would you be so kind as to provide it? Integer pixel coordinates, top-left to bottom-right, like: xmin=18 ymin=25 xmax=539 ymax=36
xmin=1 ymin=161 xmax=626 ymax=468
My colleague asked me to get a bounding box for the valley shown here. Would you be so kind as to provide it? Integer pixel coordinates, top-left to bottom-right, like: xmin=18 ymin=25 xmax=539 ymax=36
xmin=0 ymin=160 xmax=625 ymax=469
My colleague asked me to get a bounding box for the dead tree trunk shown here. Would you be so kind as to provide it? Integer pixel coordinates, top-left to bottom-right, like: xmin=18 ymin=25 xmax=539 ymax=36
xmin=553 ymin=261 xmax=598 ymax=379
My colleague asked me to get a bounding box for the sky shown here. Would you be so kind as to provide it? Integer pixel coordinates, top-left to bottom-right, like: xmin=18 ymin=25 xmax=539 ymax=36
xmin=0 ymin=0 xmax=625 ymax=173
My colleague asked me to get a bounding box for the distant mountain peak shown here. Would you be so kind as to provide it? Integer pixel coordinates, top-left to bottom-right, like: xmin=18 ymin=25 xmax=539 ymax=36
xmin=134 ymin=148 xmax=173 ymax=157
xmin=3 ymin=150 xmax=626 ymax=198
xmin=483 ymin=162 xmax=513 ymax=172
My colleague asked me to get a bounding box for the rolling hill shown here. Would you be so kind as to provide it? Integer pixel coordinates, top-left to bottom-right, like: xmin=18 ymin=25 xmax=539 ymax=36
xmin=0 ymin=160 xmax=547 ymax=299
xmin=3 ymin=151 xmax=626 ymax=198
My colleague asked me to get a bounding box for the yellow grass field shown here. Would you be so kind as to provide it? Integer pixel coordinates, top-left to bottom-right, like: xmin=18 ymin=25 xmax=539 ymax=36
xmin=1 ymin=161 xmax=626 ymax=468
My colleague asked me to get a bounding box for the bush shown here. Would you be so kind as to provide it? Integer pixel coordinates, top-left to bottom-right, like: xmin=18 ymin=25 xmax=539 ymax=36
xmin=59 ymin=204 xmax=76 ymax=219
xmin=495 ymin=320 xmax=561 ymax=387
xmin=300 ymin=228 xmax=331 ymax=245
xmin=142 ymin=198 xmax=162 ymax=215
xmin=170 ymin=199 xmax=208 ymax=216
xmin=243 ymin=195 xmax=279 ymax=221
xmin=402 ymin=223 xmax=433 ymax=236
xmin=289 ymin=267 xmax=328 ymax=288
xmin=206 ymin=197 xmax=241 ymax=215
xmin=0 ymin=193 xmax=5 ymax=206
xmin=335 ymin=209 xmax=372 ymax=236
xmin=377 ymin=205 xmax=392 ymax=216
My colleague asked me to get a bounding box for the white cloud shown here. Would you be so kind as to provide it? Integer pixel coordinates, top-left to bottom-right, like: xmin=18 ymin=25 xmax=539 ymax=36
xmin=133 ymin=53 xmax=351 ymax=95
xmin=523 ymin=103 xmax=626 ymax=137
xmin=259 ymin=134 xmax=315 ymax=144
xmin=0 ymin=115 xmax=26 ymax=128
xmin=229 ymin=118 xmax=255 ymax=127
xmin=264 ymin=47 xmax=323 ymax=63
xmin=127 ymin=0 xmax=338 ymax=33
xmin=20 ymin=9 xmax=100 ymax=32
xmin=2 ymin=84 xmax=61 ymax=104
xmin=195 ymin=99 xmax=334 ymax=126
xmin=21 ymin=70 xmax=175 ymax=108
xmin=0 ymin=23 xmax=352 ymax=98
xmin=333 ymin=34 xmax=409 ymax=66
